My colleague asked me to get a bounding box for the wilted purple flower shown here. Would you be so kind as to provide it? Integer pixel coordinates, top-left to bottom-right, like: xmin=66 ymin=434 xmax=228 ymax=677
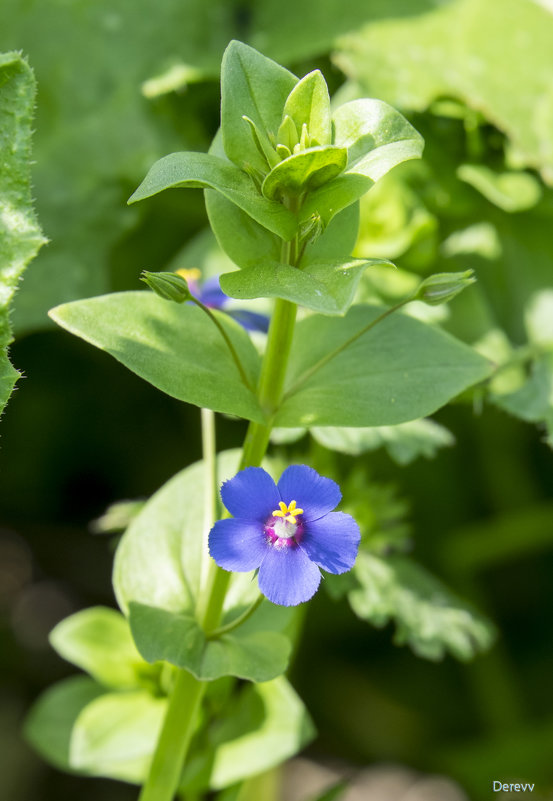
xmin=209 ymin=465 xmax=361 ymax=606
xmin=177 ymin=269 xmax=269 ymax=333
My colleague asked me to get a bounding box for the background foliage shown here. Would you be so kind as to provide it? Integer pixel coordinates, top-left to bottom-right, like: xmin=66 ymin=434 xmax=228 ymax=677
xmin=1 ymin=1 xmax=552 ymax=800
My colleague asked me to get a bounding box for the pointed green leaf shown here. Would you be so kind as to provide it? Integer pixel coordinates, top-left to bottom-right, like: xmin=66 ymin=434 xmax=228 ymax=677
xmin=276 ymin=304 xmax=493 ymax=427
xmin=49 ymin=292 xmax=264 ymax=423
xmin=220 ymin=259 xmax=388 ymax=316
xmin=70 ymin=690 xmax=166 ymax=782
xmin=282 ymin=70 xmax=332 ymax=146
xmin=262 ymin=146 xmax=347 ymax=200
xmin=349 ymin=553 xmax=496 ymax=661
xmin=221 ymin=40 xmax=297 ymax=173
xmin=24 ymin=677 xmax=105 ymax=772
xmin=49 ymin=607 xmax=147 ymax=690
xmin=300 ymin=172 xmax=374 ymax=227
xmin=332 ymin=98 xmax=424 ymax=181
xmin=128 ymin=151 xmax=297 ymax=240
xmin=0 ymin=52 xmax=46 ymax=414
xmin=129 ymin=602 xmax=291 ymax=683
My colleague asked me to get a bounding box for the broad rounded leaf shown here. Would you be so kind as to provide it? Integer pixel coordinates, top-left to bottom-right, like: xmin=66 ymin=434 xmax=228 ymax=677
xmin=276 ymin=304 xmax=493 ymax=427
xmin=49 ymin=292 xmax=264 ymax=423
xmin=220 ymin=259 xmax=389 ymax=316
xmin=49 ymin=607 xmax=147 ymax=690
xmin=24 ymin=677 xmax=105 ymax=772
xmin=70 ymin=690 xmax=166 ymax=783
xmin=182 ymin=677 xmax=315 ymax=792
xmin=332 ymin=98 xmax=424 ymax=181
xmin=129 ymin=602 xmax=291 ymax=683
xmin=128 ymin=151 xmax=297 ymax=240
xmin=262 ymin=146 xmax=347 ymax=200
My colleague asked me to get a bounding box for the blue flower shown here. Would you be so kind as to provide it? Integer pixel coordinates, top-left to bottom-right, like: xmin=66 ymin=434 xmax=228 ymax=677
xmin=209 ymin=465 xmax=361 ymax=606
xmin=178 ymin=269 xmax=269 ymax=333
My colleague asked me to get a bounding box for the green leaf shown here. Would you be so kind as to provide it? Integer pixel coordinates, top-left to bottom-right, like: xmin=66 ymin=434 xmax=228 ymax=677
xmin=334 ymin=0 xmax=553 ymax=183
xmin=493 ymin=353 xmax=553 ymax=444
xmin=128 ymin=151 xmax=297 ymax=240
xmin=349 ymin=553 xmax=496 ymax=661
xmin=114 ymin=451 xmax=294 ymax=681
xmin=49 ymin=292 xmax=264 ymax=423
xmin=276 ymin=304 xmax=493 ymax=427
xmin=0 ymin=52 xmax=46 ymax=413
xmin=182 ymin=677 xmax=315 ymax=792
xmin=206 ymin=189 xmax=358 ymax=270
xmin=333 ymin=98 xmax=424 ymax=182
xmin=1 ymin=0 xmax=234 ymax=334
xmin=262 ymin=146 xmax=347 ymax=200
xmin=301 ymin=172 xmax=374 ymax=227
xmin=129 ymin=602 xmax=291 ymax=683
xmin=49 ymin=607 xmax=149 ymax=690
xmin=221 ymin=40 xmax=297 ymax=174
xmin=457 ymin=164 xmax=542 ymax=212
xmin=220 ymin=259 xmax=387 ymax=316
xmin=310 ymin=418 xmax=455 ymax=464
xmin=24 ymin=676 xmax=105 ymax=772
xmin=282 ymin=70 xmax=332 ymax=146
xmin=69 ymin=690 xmax=166 ymax=783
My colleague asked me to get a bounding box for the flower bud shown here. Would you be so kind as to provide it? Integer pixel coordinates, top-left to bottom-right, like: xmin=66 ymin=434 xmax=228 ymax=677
xmin=300 ymin=212 xmax=324 ymax=245
xmin=140 ymin=270 xmax=192 ymax=303
xmin=416 ymin=270 xmax=476 ymax=306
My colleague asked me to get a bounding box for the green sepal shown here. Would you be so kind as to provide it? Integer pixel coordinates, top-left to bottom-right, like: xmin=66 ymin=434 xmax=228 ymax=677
xmin=128 ymin=151 xmax=297 ymax=241
xmin=277 ymin=114 xmax=299 ymax=152
xmin=416 ymin=270 xmax=476 ymax=306
xmin=220 ymin=258 xmax=389 ymax=316
xmin=140 ymin=270 xmax=192 ymax=303
xmin=282 ymin=69 xmax=332 ymax=146
xmin=128 ymin=601 xmax=292 ymax=683
xmin=49 ymin=292 xmax=263 ymax=422
xmin=221 ymin=41 xmax=297 ymax=174
xmin=262 ymin=146 xmax=347 ymax=200
xmin=276 ymin=304 xmax=493 ymax=427
xmin=241 ymin=115 xmax=280 ymax=169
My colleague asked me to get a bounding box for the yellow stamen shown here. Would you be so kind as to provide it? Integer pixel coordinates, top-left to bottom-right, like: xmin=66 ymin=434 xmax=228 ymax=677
xmin=272 ymin=500 xmax=304 ymax=524
xmin=175 ymin=267 xmax=202 ymax=282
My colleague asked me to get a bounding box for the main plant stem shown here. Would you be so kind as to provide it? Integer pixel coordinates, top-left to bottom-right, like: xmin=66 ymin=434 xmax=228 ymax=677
xmin=140 ymin=213 xmax=300 ymax=801
xmin=138 ymin=670 xmax=205 ymax=801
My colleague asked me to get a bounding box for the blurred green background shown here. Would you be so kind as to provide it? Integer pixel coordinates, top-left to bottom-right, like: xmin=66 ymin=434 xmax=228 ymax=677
xmin=1 ymin=1 xmax=553 ymax=799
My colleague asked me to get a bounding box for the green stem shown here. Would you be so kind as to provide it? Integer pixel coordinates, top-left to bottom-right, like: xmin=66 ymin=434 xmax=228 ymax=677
xmin=192 ymin=298 xmax=254 ymax=393
xmin=138 ymin=669 xmax=205 ymax=801
xmin=199 ymin=408 xmax=217 ymax=601
xmin=207 ymin=594 xmax=264 ymax=639
xmin=282 ymin=296 xmax=411 ymax=401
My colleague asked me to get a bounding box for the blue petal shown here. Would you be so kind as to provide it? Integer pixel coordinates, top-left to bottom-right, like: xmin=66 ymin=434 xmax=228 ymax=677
xmin=221 ymin=467 xmax=280 ymax=522
xmin=227 ymin=309 xmax=270 ymax=333
xmin=209 ymin=518 xmax=268 ymax=572
xmin=258 ymin=546 xmax=321 ymax=606
xmin=199 ymin=276 xmax=227 ymax=309
xmin=301 ymin=512 xmax=360 ymax=574
xmin=277 ymin=465 xmax=341 ymax=521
